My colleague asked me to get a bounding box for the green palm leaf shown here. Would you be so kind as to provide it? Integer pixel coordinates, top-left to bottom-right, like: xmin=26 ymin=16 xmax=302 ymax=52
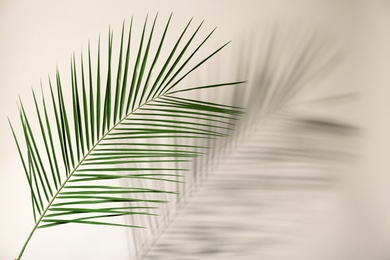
xmin=10 ymin=14 xmax=244 ymax=259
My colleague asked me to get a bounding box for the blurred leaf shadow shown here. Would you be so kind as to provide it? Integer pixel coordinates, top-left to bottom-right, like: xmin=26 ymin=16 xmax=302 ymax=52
xmin=123 ymin=24 xmax=359 ymax=260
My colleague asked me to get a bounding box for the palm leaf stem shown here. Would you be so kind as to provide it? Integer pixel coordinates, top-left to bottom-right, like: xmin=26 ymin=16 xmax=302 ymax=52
xmin=17 ymin=96 xmax=165 ymax=260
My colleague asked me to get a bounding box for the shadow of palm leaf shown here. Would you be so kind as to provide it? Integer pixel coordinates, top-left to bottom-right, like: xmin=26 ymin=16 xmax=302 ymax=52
xmin=128 ymin=25 xmax=359 ymax=259
xmin=144 ymin=113 xmax=357 ymax=260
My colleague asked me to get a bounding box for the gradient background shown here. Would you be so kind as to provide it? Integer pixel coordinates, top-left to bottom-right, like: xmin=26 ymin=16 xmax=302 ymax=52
xmin=0 ymin=0 xmax=389 ymax=259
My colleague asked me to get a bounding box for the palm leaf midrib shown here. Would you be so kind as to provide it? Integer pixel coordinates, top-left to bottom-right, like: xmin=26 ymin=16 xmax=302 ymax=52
xmin=18 ymin=91 xmax=182 ymax=260
xmin=23 ymin=94 xmax=165 ymax=248
xmin=43 ymin=95 xmax=166 ymax=221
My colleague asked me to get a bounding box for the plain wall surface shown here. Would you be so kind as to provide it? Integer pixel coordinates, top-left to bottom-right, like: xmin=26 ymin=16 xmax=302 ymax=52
xmin=0 ymin=0 xmax=389 ymax=259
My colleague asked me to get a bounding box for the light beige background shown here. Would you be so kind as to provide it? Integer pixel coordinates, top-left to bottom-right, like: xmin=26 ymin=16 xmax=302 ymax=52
xmin=0 ymin=0 xmax=389 ymax=259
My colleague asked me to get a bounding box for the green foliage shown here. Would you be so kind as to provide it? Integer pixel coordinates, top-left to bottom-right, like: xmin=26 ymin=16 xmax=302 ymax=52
xmin=10 ymin=14 xmax=244 ymax=259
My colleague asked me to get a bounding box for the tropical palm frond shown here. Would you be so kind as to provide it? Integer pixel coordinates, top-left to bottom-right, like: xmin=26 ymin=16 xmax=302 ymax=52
xmin=10 ymin=14 xmax=244 ymax=259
